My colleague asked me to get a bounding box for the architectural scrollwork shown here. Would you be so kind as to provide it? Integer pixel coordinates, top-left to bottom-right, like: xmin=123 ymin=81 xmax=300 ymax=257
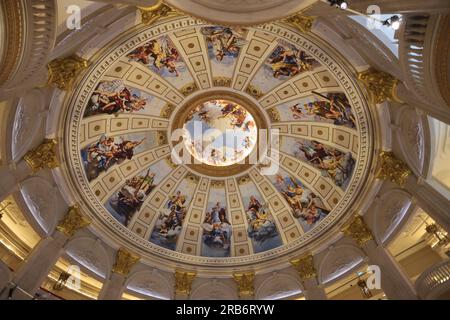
xmin=377 ymin=151 xmax=412 ymax=187
xmin=23 ymin=139 xmax=59 ymax=172
xmin=139 ymin=2 xmax=180 ymax=26
xmin=341 ymin=215 xmax=374 ymax=247
xmin=283 ymin=14 xmax=315 ymax=33
xmin=112 ymin=248 xmax=141 ymax=276
xmin=233 ymin=272 xmax=255 ymax=297
xmin=174 ymin=270 xmax=197 ymax=296
xmin=290 ymin=254 xmax=316 ymax=281
xmin=56 ymin=206 xmax=91 ymax=237
xmin=47 ymin=55 xmax=89 ymax=91
xmin=357 ymin=68 xmax=402 ymax=104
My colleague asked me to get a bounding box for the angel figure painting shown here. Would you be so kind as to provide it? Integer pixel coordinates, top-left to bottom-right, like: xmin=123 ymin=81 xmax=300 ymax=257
xmin=81 ymin=134 xmax=145 ymax=181
xmin=106 ymin=167 xmax=157 ymax=226
xmin=126 ymin=36 xmax=192 ymax=89
xmin=249 ymin=40 xmax=319 ymax=93
xmin=290 ymin=92 xmax=357 ymax=129
xmin=150 ymin=191 xmax=189 ymax=250
xmin=271 ymin=172 xmax=330 ymax=231
xmin=201 ymin=195 xmax=232 ymax=257
xmin=84 ymin=80 xmax=148 ymax=117
xmin=281 ymin=137 xmax=355 ymax=189
xmin=201 ymin=26 xmax=247 ymax=78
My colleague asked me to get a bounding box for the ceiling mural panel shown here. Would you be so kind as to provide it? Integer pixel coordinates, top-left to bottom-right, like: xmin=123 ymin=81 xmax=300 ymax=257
xmin=59 ymin=16 xmax=374 ymax=268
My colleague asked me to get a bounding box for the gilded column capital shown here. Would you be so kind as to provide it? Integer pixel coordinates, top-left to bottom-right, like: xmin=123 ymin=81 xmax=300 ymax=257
xmin=23 ymin=139 xmax=59 ymax=172
xmin=284 ymin=14 xmax=315 ymax=33
xmin=47 ymin=55 xmax=89 ymax=91
xmin=139 ymin=2 xmax=179 ymax=26
xmin=112 ymin=248 xmax=141 ymax=276
xmin=174 ymin=270 xmax=197 ymax=296
xmin=341 ymin=215 xmax=374 ymax=247
xmin=232 ymin=271 xmax=255 ymax=298
xmin=56 ymin=205 xmax=91 ymax=237
xmin=290 ymin=253 xmax=316 ymax=281
xmin=377 ymin=151 xmax=412 ymax=187
xmin=357 ymin=68 xmax=402 ymax=104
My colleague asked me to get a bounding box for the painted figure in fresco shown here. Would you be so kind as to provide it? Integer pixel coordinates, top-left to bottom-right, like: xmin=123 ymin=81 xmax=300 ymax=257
xmin=294 ymin=140 xmax=355 ymax=187
xmin=246 ymin=196 xmax=278 ymax=242
xmin=217 ymin=102 xmax=248 ymax=129
xmin=151 ymin=190 xmax=188 ymax=249
xmin=275 ymin=175 xmax=330 ymax=228
xmin=127 ymin=38 xmax=181 ymax=76
xmin=291 ymin=92 xmax=356 ymax=128
xmin=109 ymin=168 xmax=156 ymax=226
xmin=85 ymin=81 xmax=148 ymax=117
xmin=202 ymin=26 xmax=246 ymax=61
xmin=202 ymin=202 xmax=232 ymax=252
xmin=267 ymin=45 xmax=315 ymax=79
xmin=81 ymin=135 xmax=145 ymax=181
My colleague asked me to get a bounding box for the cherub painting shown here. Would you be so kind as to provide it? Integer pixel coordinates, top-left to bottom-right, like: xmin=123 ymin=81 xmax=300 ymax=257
xmin=266 ymin=44 xmax=316 ymax=79
xmin=107 ymin=168 xmax=157 ymax=226
xmin=81 ymin=134 xmax=145 ymax=181
xmin=281 ymin=137 xmax=355 ymax=189
xmin=150 ymin=191 xmax=189 ymax=250
xmin=84 ymin=80 xmax=148 ymax=117
xmin=290 ymin=92 xmax=356 ymax=129
xmin=201 ymin=199 xmax=232 ymax=257
xmin=127 ymin=36 xmax=192 ymax=89
xmin=271 ymin=172 xmax=330 ymax=231
xmin=201 ymin=26 xmax=247 ymax=78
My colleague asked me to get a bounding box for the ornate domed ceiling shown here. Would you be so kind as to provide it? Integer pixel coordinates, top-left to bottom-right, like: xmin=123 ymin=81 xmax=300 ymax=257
xmin=58 ymin=16 xmax=375 ymax=271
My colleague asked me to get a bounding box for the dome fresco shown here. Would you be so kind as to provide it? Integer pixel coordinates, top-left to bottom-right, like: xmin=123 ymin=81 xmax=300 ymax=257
xmin=60 ymin=16 xmax=373 ymax=267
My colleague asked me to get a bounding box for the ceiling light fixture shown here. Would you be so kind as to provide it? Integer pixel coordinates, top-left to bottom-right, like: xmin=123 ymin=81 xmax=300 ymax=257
xmin=323 ymin=0 xmax=402 ymax=30
xmin=383 ymin=15 xmax=402 ymax=30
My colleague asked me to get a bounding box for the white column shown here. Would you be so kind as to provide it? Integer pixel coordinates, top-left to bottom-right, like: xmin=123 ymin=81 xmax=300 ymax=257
xmin=405 ymin=177 xmax=450 ymax=233
xmin=302 ymin=278 xmax=327 ymax=300
xmin=98 ymin=273 xmax=126 ymax=300
xmin=362 ymin=240 xmax=418 ymax=300
xmin=7 ymin=231 xmax=68 ymax=299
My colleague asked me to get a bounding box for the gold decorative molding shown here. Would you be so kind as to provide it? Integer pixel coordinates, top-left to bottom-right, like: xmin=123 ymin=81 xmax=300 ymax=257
xmin=290 ymin=254 xmax=316 ymax=281
xmin=284 ymin=14 xmax=315 ymax=33
xmin=357 ymin=68 xmax=402 ymax=104
xmin=377 ymin=151 xmax=412 ymax=187
xmin=266 ymin=107 xmax=281 ymax=122
xmin=210 ymin=180 xmax=225 ymax=188
xmin=341 ymin=215 xmax=373 ymax=247
xmin=47 ymin=55 xmax=89 ymax=91
xmin=245 ymin=84 xmax=264 ymax=100
xmin=23 ymin=139 xmax=59 ymax=172
xmin=139 ymin=2 xmax=180 ymax=26
xmin=112 ymin=248 xmax=141 ymax=276
xmin=233 ymin=271 xmax=255 ymax=297
xmin=180 ymin=82 xmax=198 ymax=96
xmin=213 ymin=77 xmax=232 ymax=88
xmin=56 ymin=206 xmax=91 ymax=237
xmin=157 ymin=131 xmax=168 ymax=146
xmin=160 ymin=103 xmax=176 ymax=118
xmin=174 ymin=270 xmax=197 ymax=296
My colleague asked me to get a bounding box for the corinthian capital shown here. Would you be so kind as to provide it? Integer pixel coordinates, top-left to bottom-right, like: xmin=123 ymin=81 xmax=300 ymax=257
xmin=112 ymin=248 xmax=141 ymax=276
xmin=377 ymin=151 xmax=412 ymax=187
xmin=56 ymin=205 xmax=91 ymax=237
xmin=341 ymin=215 xmax=374 ymax=247
xmin=232 ymin=271 xmax=255 ymax=298
xmin=174 ymin=270 xmax=197 ymax=296
xmin=357 ymin=68 xmax=402 ymax=104
xmin=290 ymin=253 xmax=316 ymax=281
xmin=47 ymin=55 xmax=89 ymax=91
xmin=23 ymin=139 xmax=58 ymax=172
